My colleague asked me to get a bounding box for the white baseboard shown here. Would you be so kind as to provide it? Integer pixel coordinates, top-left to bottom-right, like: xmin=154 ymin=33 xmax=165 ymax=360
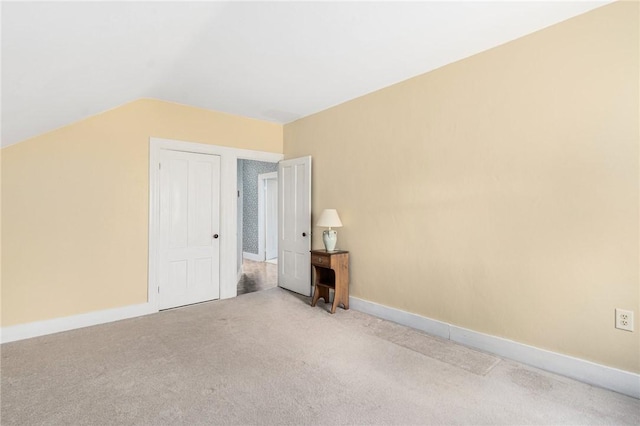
xmin=350 ymin=296 xmax=640 ymax=399
xmin=1 ymin=302 xmax=156 ymax=344
xmin=242 ymin=251 xmax=262 ymax=262
xmin=349 ymin=297 xmax=450 ymax=339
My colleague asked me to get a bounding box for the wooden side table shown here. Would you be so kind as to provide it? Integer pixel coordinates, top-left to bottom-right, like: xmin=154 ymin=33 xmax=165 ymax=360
xmin=310 ymin=249 xmax=349 ymax=314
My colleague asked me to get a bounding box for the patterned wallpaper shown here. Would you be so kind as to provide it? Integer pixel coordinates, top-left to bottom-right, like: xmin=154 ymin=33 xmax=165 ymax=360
xmin=241 ymin=159 xmax=278 ymax=254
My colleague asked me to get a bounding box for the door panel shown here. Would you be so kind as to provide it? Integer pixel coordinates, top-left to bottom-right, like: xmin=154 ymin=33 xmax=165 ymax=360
xmin=159 ymin=149 xmax=221 ymax=309
xmin=190 ymin=161 xmax=214 ymax=247
xmin=278 ymin=156 xmax=311 ymax=296
xmin=168 ymin=159 xmax=189 ymax=249
xmin=168 ymin=260 xmax=188 ymax=297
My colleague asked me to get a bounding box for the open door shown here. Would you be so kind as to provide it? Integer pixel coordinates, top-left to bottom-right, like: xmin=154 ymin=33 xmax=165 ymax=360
xmin=278 ymin=156 xmax=312 ymax=296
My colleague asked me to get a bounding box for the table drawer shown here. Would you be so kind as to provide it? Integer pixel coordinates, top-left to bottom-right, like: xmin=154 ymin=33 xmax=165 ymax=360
xmin=311 ymin=253 xmax=331 ymax=267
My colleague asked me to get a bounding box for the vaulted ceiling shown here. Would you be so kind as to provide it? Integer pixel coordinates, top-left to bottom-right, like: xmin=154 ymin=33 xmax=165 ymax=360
xmin=1 ymin=1 xmax=610 ymax=147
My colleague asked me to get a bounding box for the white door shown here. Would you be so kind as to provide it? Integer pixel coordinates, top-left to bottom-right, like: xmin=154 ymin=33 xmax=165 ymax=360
xmin=278 ymin=156 xmax=312 ymax=296
xmin=265 ymin=178 xmax=278 ymax=260
xmin=159 ymin=149 xmax=221 ymax=309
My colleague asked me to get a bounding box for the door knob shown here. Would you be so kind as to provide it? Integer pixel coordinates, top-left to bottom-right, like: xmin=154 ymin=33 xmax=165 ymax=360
xmin=213 ymin=234 xmax=219 ymax=239
xmin=302 ymin=232 xmax=307 ymax=237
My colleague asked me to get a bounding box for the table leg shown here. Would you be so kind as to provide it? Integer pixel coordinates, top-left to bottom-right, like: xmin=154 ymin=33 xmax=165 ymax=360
xmin=311 ymin=285 xmax=330 ymax=307
xmin=311 ymin=286 xmax=320 ymax=307
xmin=331 ymin=297 xmax=339 ymax=314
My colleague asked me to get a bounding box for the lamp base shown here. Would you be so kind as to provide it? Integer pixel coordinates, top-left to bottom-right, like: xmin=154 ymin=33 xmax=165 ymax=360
xmin=323 ymin=229 xmax=338 ymax=251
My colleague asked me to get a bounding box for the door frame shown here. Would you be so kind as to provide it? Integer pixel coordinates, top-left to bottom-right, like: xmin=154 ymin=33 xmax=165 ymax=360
xmin=257 ymin=171 xmax=278 ymax=262
xmin=149 ymin=138 xmax=283 ymax=311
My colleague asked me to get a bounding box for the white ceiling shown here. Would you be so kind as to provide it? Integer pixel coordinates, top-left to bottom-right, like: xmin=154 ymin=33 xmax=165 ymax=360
xmin=1 ymin=1 xmax=610 ymax=147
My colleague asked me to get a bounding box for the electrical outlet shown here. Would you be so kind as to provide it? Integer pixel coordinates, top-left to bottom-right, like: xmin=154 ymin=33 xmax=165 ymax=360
xmin=615 ymin=309 xmax=634 ymax=332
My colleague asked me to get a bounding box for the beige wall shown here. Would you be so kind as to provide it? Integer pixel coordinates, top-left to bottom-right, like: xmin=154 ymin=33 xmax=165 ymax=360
xmin=1 ymin=98 xmax=282 ymax=326
xmin=285 ymin=1 xmax=639 ymax=373
xmin=0 ymin=148 xmax=3 ymax=326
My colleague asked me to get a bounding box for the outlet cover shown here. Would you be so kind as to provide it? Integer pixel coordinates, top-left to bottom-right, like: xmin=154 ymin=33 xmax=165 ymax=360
xmin=615 ymin=308 xmax=634 ymax=332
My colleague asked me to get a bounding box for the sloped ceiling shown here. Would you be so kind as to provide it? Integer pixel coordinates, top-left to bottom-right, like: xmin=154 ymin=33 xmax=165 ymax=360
xmin=1 ymin=1 xmax=610 ymax=147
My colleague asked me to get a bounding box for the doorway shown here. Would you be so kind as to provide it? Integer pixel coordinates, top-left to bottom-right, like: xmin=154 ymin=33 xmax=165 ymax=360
xmin=236 ymin=159 xmax=279 ymax=295
xmin=237 ymin=160 xmax=278 ymax=262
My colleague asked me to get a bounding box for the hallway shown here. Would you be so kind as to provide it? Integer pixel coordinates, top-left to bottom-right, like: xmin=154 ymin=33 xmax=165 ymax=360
xmin=237 ymin=259 xmax=277 ymax=295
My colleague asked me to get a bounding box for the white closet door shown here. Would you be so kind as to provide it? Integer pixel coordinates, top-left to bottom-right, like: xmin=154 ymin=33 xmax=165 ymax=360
xmin=159 ymin=149 xmax=221 ymax=309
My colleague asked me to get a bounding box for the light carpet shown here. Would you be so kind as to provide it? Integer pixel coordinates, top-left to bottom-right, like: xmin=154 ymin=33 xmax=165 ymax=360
xmin=1 ymin=288 xmax=638 ymax=425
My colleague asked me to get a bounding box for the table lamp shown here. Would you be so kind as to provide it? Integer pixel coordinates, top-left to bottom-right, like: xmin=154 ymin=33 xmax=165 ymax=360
xmin=316 ymin=209 xmax=343 ymax=252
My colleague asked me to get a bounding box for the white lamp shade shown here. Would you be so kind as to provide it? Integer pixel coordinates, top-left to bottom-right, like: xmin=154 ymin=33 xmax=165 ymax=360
xmin=316 ymin=209 xmax=343 ymax=228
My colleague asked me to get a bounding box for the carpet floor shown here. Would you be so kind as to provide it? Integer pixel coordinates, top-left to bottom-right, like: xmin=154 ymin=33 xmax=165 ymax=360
xmin=1 ymin=288 xmax=638 ymax=425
